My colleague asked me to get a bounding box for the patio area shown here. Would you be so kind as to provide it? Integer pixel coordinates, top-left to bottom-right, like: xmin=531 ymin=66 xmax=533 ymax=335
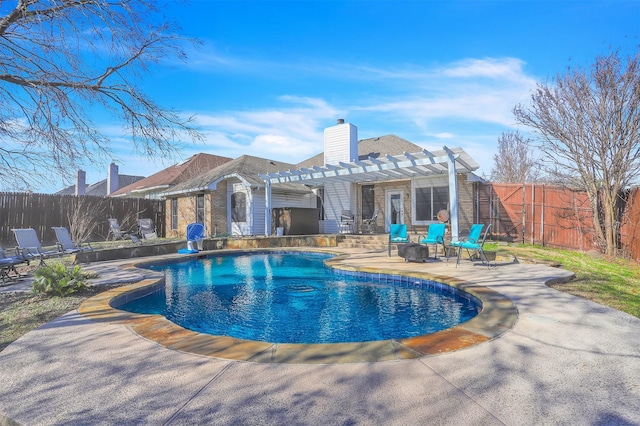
xmin=1 ymin=246 xmax=639 ymax=425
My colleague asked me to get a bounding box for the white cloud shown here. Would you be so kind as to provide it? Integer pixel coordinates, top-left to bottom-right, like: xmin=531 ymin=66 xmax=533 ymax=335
xmin=434 ymin=132 xmax=455 ymax=139
xmin=179 ymin=57 xmax=537 ymax=171
xmin=82 ymin=56 xmax=536 ymax=189
xmin=193 ymin=96 xmax=341 ymax=163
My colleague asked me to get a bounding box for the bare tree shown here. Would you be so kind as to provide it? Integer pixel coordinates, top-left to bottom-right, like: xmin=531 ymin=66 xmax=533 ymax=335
xmin=67 ymin=196 xmax=105 ymax=243
xmin=0 ymin=0 xmax=202 ymax=191
xmin=514 ymin=48 xmax=640 ymax=257
xmin=489 ymin=131 xmax=540 ymax=183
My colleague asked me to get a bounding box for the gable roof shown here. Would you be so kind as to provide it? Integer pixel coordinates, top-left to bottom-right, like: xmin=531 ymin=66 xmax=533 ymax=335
xmin=295 ymin=135 xmax=423 ymax=169
xmin=110 ymin=153 xmax=232 ymax=197
xmin=56 ymin=175 xmax=144 ymax=197
xmin=163 ymin=155 xmax=302 ymax=197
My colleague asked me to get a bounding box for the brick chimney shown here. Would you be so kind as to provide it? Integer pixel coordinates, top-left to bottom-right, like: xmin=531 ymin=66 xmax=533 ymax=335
xmin=75 ymin=170 xmax=86 ymax=196
xmin=107 ymin=162 xmax=119 ymax=195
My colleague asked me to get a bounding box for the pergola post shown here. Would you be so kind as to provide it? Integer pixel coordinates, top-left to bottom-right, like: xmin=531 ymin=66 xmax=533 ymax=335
xmin=446 ymin=147 xmax=459 ymax=241
xmin=264 ymin=180 xmax=272 ymax=236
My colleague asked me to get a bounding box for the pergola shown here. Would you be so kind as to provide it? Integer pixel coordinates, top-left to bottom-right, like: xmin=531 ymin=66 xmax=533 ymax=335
xmin=259 ymin=146 xmax=479 ymax=239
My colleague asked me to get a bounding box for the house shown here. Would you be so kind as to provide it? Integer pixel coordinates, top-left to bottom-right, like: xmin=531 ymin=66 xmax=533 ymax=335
xmin=57 ymin=163 xmax=144 ymax=197
xmin=161 ymin=155 xmax=317 ymax=238
xmin=109 ymin=153 xmax=233 ymax=199
xmin=163 ymin=120 xmax=481 ymax=240
xmin=261 ymin=119 xmax=481 ymax=240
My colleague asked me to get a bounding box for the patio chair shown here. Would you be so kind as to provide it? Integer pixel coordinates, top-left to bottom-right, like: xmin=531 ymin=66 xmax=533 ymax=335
xmin=388 ymin=223 xmax=410 ymax=256
xmin=418 ymin=223 xmax=446 ymax=259
xmin=108 ymin=218 xmax=129 ymax=241
xmin=0 ymin=246 xmax=29 ymax=283
xmin=12 ymin=228 xmax=61 ymax=265
xmin=361 ymin=208 xmax=379 ymax=234
xmin=52 ymin=227 xmax=93 ymax=254
xmin=340 ymin=210 xmax=354 ymax=234
xmin=138 ymin=218 xmax=158 ymax=240
xmin=186 ymin=223 xmax=205 ymax=251
xmin=447 ymin=223 xmax=492 ymax=268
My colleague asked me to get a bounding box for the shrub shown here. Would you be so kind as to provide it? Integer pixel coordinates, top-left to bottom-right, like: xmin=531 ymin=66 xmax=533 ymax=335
xmin=32 ymin=262 xmax=97 ymax=296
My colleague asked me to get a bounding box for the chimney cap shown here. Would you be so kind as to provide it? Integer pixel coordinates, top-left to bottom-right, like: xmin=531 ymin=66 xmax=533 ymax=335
xmin=336 ymin=118 xmax=345 ymax=125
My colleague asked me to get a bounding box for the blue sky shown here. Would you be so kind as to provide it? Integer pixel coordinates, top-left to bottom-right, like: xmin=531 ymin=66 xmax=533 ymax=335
xmin=59 ymin=0 xmax=640 ymax=192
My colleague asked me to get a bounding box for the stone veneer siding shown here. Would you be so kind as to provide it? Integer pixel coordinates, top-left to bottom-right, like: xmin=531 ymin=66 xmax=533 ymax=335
xmin=209 ymin=180 xmax=228 ymax=236
xmin=164 ymin=196 xmax=197 ymax=239
xmin=165 ymin=175 xmax=476 ymax=239
xmin=164 ymin=181 xmax=229 ymax=239
xmin=359 ymin=174 xmax=476 ymax=236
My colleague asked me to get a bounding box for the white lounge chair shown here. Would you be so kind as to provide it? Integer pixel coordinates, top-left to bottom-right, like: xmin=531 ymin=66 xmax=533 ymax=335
xmin=340 ymin=210 xmax=354 ymax=234
xmin=0 ymin=246 xmax=29 ymax=283
xmin=138 ymin=218 xmax=158 ymax=240
xmin=52 ymin=227 xmax=93 ymax=254
xmin=12 ymin=228 xmax=61 ymax=265
xmin=108 ymin=218 xmax=129 ymax=240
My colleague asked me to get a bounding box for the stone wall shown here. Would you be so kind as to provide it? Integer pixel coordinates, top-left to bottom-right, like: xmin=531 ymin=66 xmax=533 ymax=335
xmin=74 ymin=235 xmax=340 ymax=263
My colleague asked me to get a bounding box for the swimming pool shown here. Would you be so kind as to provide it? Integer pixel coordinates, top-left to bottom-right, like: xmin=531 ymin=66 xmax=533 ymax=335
xmin=119 ymin=251 xmax=480 ymax=344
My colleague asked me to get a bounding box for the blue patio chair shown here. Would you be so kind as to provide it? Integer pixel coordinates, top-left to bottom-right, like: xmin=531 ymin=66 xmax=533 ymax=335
xmin=418 ymin=223 xmax=446 ymax=259
xmin=447 ymin=224 xmax=492 ymax=268
xmin=388 ymin=223 xmax=410 ymax=256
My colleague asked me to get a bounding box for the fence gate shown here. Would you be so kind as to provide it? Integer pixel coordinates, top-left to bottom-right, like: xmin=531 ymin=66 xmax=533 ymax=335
xmin=477 ymin=183 xmax=599 ymax=251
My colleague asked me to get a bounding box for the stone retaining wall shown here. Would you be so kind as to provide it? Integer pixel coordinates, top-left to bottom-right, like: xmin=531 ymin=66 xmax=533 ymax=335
xmin=73 ymin=235 xmax=341 ymax=263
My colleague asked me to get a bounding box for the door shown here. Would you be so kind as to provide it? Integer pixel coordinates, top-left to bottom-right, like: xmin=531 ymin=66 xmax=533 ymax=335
xmin=385 ymin=189 xmax=404 ymax=232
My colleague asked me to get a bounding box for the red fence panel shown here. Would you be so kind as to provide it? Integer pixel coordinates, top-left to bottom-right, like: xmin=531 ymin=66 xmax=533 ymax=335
xmin=479 ymin=183 xmax=600 ymax=252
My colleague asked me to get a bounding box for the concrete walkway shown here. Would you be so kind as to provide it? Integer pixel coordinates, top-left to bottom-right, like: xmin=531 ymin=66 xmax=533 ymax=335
xmin=1 ymin=248 xmax=640 ymax=425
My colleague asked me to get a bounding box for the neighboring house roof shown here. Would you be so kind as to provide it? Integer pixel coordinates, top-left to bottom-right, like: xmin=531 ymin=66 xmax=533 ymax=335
xmin=163 ymin=155 xmax=306 ymax=197
xmin=110 ymin=153 xmax=233 ymax=197
xmin=296 ymin=135 xmax=424 ymax=169
xmin=56 ymin=175 xmax=144 ymax=197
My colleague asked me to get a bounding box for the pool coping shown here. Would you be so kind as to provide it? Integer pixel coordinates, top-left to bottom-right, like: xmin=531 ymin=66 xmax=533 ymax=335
xmin=78 ymin=248 xmax=519 ymax=364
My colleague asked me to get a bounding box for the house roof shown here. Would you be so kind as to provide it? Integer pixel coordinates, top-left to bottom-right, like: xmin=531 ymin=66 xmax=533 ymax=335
xmin=295 ymin=135 xmax=423 ymax=169
xmin=163 ymin=155 xmax=306 ymax=197
xmin=56 ymin=175 xmax=144 ymax=197
xmin=110 ymin=153 xmax=233 ymax=197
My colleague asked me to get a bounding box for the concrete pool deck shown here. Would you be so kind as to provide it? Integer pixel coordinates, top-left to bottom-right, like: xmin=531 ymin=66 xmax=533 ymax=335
xmin=1 ymin=247 xmax=640 ymax=425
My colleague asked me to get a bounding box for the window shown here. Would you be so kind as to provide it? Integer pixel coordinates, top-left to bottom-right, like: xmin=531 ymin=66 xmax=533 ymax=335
xmin=361 ymin=185 xmax=375 ymax=220
xmin=170 ymin=199 xmax=178 ymax=230
xmin=414 ymin=185 xmax=449 ymax=224
xmin=231 ymin=192 xmax=246 ymax=222
xmin=196 ymin=194 xmax=205 ymax=224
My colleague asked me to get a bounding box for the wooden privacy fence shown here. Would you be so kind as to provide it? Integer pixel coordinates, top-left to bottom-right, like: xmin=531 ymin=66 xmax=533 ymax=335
xmin=0 ymin=192 xmax=164 ymax=247
xmin=477 ymin=183 xmax=640 ymax=262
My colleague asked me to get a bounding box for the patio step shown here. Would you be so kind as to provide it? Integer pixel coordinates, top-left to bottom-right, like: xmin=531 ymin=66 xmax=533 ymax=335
xmin=337 ymin=234 xmax=389 ymax=250
xmin=337 ymin=234 xmax=449 ymax=257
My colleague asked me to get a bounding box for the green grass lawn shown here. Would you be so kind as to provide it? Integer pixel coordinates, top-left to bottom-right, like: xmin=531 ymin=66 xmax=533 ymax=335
xmin=485 ymin=242 xmax=640 ymax=318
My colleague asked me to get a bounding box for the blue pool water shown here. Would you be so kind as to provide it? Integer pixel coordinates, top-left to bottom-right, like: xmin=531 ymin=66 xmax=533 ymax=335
xmin=119 ymin=252 xmax=480 ymax=344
